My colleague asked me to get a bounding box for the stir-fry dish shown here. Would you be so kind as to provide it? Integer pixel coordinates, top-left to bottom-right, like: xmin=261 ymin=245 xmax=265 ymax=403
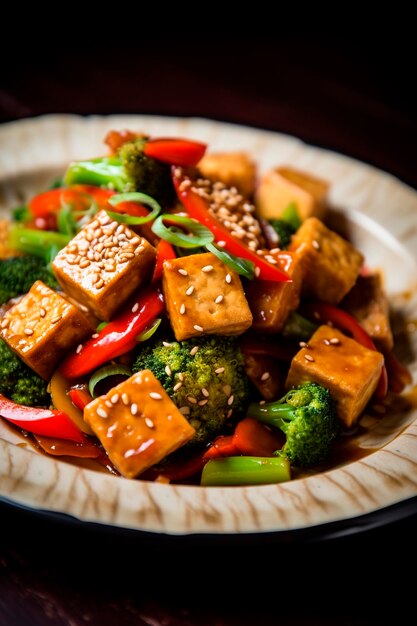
xmin=0 ymin=130 xmax=412 ymax=485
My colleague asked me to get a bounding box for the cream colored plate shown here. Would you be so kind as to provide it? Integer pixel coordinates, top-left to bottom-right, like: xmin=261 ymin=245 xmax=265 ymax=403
xmin=1 ymin=114 xmax=417 ymax=536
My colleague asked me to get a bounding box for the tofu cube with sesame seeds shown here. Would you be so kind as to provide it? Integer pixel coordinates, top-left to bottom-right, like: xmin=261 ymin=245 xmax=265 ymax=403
xmin=84 ymin=370 xmax=196 ymax=479
xmin=197 ymin=151 xmax=257 ymax=198
xmin=285 ymin=325 xmax=384 ymax=429
xmin=255 ymin=166 xmax=329 ymax=221
xmin=0 ymin=280 xmax=93 ymax=380
xmin=162 ymin=252 xmax=253 ymax=341
xmin=245 ymin=250 xmax=302 ymax=333
xmin=289 ymin=217 xmax=364 ymax=304
xmin=52 ymin=210 xmax=156 ymax=321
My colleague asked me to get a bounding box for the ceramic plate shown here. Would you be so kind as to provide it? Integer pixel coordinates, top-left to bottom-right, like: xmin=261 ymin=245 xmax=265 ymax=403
xmin=1 ymin=114 xmax=416 ymax=540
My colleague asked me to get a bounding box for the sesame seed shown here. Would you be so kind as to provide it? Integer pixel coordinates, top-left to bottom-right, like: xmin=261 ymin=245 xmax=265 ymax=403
xmin=193 ymin=325 xmax=204 ymax=332
xmin=227 ymin=395 xmax=234 ymax=406
xmin=201 ymin=388 xmax=209 ymax=397
xmin=187 ymin=396 xmax=197 ymax=404
xmin=178 ymin=373 xmax=184 ymax=381
xmin=51 ymin=315 xmax=62 ymax=325
xmin=95 ymin=279 xmax=104 ymax=289
xmin=261 ymin=372 xmax=270 ymax=381
xmin=163 ymin=341 xmax=172 ymax=347
xmin=202 ymin=265 xmax=213 ymax=272
xmin=312 ymin=240 xmax=321 ymax=250
xmin=323 ymin=339 xmax=331 ymax=346
xmin=304 ymin=354 xmax=315 ymax=362
xmin=39 ymin=308 xmax=46 ymax=318
xmin=79 ymin=259 xmax=90 ymax=268
xmin=299 ymin=341 xmax=309 ymax=348
xmin=76 ymin=344 xmax=83 ymax=354
xmin=190 ymin=346 xmax=199 ymax=356
xmin=131 ymin=403 xmax=138 ymax=415
xmin=179 ymin=406 xmax=190 ymax=415
xmin=173 ymin=382 xmax=183 ymax=392
xmin=217 ymin=240 xmax=226 ymax=247
xmin=1 ymin=319 xmax=9 ymax=328
xmin=24 ymin=328 xmax=34 ymax=336
xmin=165 ymin=365 xmax=172 ymax=376
xmin=215 ymin=295 xmax=223 ymax=304
xmin=180 ymin=303 xmax=186 ymax=315
xmin=92 ymin=333 xmax=99 ymax=339
xmin=330 ymin=337 xmax=341 ymax=345
xmin=150 ymin=392 xmax=162 ymax=400
xmin=122 ymin=393 xmax=130 ymax=405
xmin=131 ymin=302 xmax=139 ymax=313
xmin=227 ymin=409 xmax=233 ymax=419
xmin=254 ymin=267 xmax=261 ymax=277
xmin=97 ymin=407 xmax=108 ymax=418
xmin=198 ymin=399 xmax=208 ymax=406
xmin=259 ymin=400 xmax=266 ymax=405
xmin=186 ymin=285 xmax=195 ymax=296
xmin=225 ymin=274 xmax=232 ymax=284
xmin=178 ymin=268 xmax=188 ymax=276
xmin=223 ymin=385 xmax=232 ymax=396
xmin=215 ymin=367 xmax=225 ymax=374
xmin=145 ymin=417 xmax=155 ymax=429
xmin=111 ymin=393 xmax=119 ymax=404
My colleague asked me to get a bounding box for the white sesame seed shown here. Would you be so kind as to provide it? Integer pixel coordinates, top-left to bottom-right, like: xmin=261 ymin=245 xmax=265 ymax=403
xmin=299 ymin=341 xmax=309 ymax=348
xmin=122 ymin=393 xmax=130 ymax=405
xmin=312 ymin=240 xmax=320 ymax=250
xmin=227 ymin=409 xmax=233 ymax=419
xmin=215 ymin=295 xmax=223 ymax=304
xmin=225 ymin=274 xmax=232 ymax=284
xmin=178 ymin=373 xmax=184 ymax=381
xmin=179 ymin=406 xmax=190 ymax=415
xmin=131 ymin=302 xmax=139 ymax=313
xmin=193 ymin=325 xmax=204 ymax=332
xmin=39 ymin=308 xmax=46 ymax=318
xmin=180 ymin=303 xmax=186 ymax=315
xmin=24 ymin=328 xmax=34 ymax=336
xmin=227 ymin=395 xmax=234 ymax=406
xmin=131 ymin=403 xmax=138 ymax=415
xmin=304 ymin=354 xmax=315 ymax=362
xmin=217 ymin=240 xmax=226 ymax=247
xmin=187 ymin=396 xmax=197 ymax=404
xmin=215 ymin=367 xmax=225 ymax=374
xmin=97 ymin=407 xmax=108 ymax=418
xmin=145 ymin=417 xmax=155 ymax=429
xmin=165 ymin=365 xmax=172 ymax=376
xmin=202 ymin=265 xmax=213 ymax=272
xmin=323 ymin=339 xmax=331 ymax=346
xmin=254 ymin=267 xmax=261 ymax=277
xmin=92 ymin=333 xmax=99 ymax=339
xmin=51 ymin=315 xmax=62 ymax=325
xmin=259 ymin=400 xmax=266 ymax=405
xmin=111 ymin=393 xmax=119 ymax=404
xmin=173 ymin=382 xmax=183 ymax=392
xmin=190 ymin=346 xmax=199 ymax=356
xmin=186 ymin=285 xmax=195 ymax=296
xmin=178 ymin=268 xmax=188 ymax=276
xmin=330 ymin=337 xmax=341 ymax=345
xmin=198 ymin=399 xmax=208 ymax=406
xmin=76 ymin=344 xmax=83 ymax=354
xmin=201 ymin=388 xmax=209 ymax=397
xmin=223 ymin=384 xmax=232 ymax=396
xmin=150 ymin=392 xmax=162 ymax=400
xmin=261 ymin=372 xmax=270 ymax=381
xmin=163 ymin=341 xmax=172 ymax=347
xmin=1 ymin=319 xmax=9 ymax=328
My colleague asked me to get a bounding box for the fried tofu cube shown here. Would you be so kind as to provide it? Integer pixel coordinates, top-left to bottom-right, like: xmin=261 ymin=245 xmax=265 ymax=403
xmin=84 ymin=370 xmax=196 ymax=478
xmin=285 ymin=325 xmax=384 ymax=428
xmin=198 ymin=151 xmax=257 ymax=197
xmin=245 ymin=251 xmax=302 ymax=332
xmin=342 ymin=273 xmax=394 ymax=351
xmin=52 ymin=210 xmax=156 ymax=321
xmin=255 ymin=166 xmax=329 ymax=221
xmin=0 ymin=280 xmax=93 ymax=380
xmin=162 ymin=252 xmax=253 ymax=341
xmin=289 ymin=217 xmax=364 ymax=304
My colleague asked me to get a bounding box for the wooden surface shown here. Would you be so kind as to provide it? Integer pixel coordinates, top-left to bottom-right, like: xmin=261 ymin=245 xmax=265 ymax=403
xmin=1 ymin=31 xmax=417 ymax=625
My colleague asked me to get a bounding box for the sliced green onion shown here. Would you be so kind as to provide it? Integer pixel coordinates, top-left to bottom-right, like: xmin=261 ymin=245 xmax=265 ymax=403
xmin=57 ymin=205 xmax=78 ymax=236
xmin=282 ymin=202 xmax=301 ymax=230
xmin=107 ymin=192 xmax=161 ymax=224
xmin=88 ymin=364 xmax=132 ymax=398
xmin=136 ymin=318 xmax=162 ymax=342
xmin=8 ymin=225 xmax=71 ymax=263
xmin=96 ymin=321 xmax=108 ymax=332
xmin=206 ymin=242 xmax=255 ymax=280
xmin=152 ymin=214 xmax=214 ymax=248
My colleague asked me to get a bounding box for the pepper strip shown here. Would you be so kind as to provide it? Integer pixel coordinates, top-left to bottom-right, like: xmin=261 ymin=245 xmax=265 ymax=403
xmin=171 ymin=167 xmax=291 ymax=282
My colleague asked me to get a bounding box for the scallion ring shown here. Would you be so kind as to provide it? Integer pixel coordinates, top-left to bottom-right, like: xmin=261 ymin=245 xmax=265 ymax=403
xmin=106 ymin=192 xmax=162 ymax=224
xmin=136 ymin=318 xmax=162 ymax=342
xmin=152 ymin=214 xmax=214 ymax=248
xmin=88 ymin=364 xmax=132 ymax=398
xmin=206 ymin=242 xmax=255 ymax=280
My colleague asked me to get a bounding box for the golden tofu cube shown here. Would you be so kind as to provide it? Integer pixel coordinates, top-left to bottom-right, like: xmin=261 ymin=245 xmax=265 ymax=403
xmin=245 ymin=251 xmax=302 ymax=332
xmin=342 ymin=273 xmax=394 ymax=351
xmin=162 ymin=252 xmax=253 ymax=341
xmin=285 ymin=325 xmax=384 ymax=428
xmin=289 ymin=217 xmax=364 ymax=304
xmin=198 ymin=151 xmax=257 ymax=197
xmin=84 ymin=370 xmax=196 ymax=478
xmin=255 ymin=166 xmax=329 ymax=221
xmin=0 ymin=280 xmax=93 ymax=380
xmin=52 ymin=210 xmax=156 ymax=321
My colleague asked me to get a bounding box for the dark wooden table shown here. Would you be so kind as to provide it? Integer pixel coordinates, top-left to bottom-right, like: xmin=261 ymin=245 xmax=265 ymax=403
xmin=1 ymin=31 xmax=417 ymax=625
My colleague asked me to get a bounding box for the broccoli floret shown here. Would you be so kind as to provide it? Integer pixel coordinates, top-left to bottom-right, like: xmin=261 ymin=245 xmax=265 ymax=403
xmin=0 ymin=255 xmax=59 ymax=305
xmin=247 ymin=382 xmax=339 ymax=467
xmin=268 ymin=219 xmax=297 ymax=249
xmin=64 ymin=139 xmax=175 ymax=209
xmin=132 ymin=335 xmax=251 ymax=449
xmin=0 ymin=339 xmax=51 ymax=407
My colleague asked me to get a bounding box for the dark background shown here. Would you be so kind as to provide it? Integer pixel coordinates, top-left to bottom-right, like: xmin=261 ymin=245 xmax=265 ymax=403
xmin=1 ymin=28 xmax=417 ymax=625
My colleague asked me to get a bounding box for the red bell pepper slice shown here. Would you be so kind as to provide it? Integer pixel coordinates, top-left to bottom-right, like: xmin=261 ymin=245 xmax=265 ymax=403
xmin=232 ymin=417 xmax=285 ymax=456
xmin=303 ymin=302 xmax=388 ymax=400
xmin=69 ymin=385 xmax=94 ymax=411
xmin=0 ymin=393 xmax=86 ymax=443
xmin=144 ymin=138 xmax=207 ymax=167
xmin=151 ymin=239 xmax=176 ymax=283
xmin=28 ymin=186 xmax=114 ymax=219
xmin=172 ymin=168 xmax=290 ymax=282
xmin=59 ymin=285 xmax=165 ymax=379
xmin=202 ymin=435 xmax=241 ymax=460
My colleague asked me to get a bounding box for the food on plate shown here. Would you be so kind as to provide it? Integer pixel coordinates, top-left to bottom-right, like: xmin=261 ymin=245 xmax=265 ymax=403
xmin=0 ymin=130 xmax=412 ymax=485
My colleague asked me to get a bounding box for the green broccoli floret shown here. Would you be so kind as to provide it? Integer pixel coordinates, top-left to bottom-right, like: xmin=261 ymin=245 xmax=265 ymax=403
xmin=247 ymin=382 xmax=339 ymax=467
xmin=64 ymin=138 xmax=175 ymax=208
xmin=0 ymin=255 xmax=59 ymax=305
xmin=268 ymin=219 xmax=297 ymax=249
xmin=0 ymin=339 xmax=51 ymax=407
xmin=132 ymin=335 xmax=251 ymax=449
